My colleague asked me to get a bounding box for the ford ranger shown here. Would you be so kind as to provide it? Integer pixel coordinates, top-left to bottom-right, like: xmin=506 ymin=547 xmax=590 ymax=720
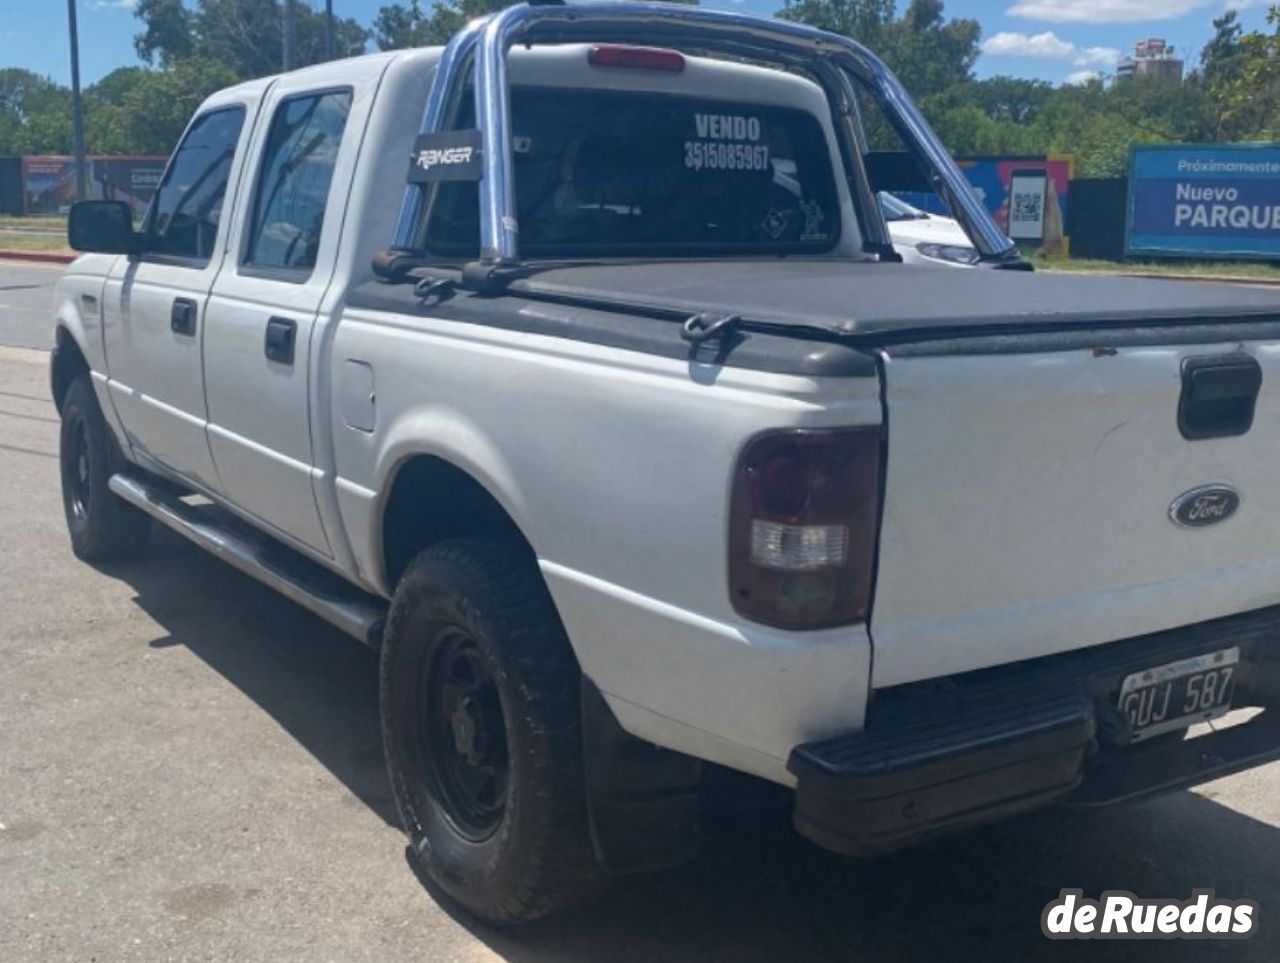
xmin=52 ymin=1 xmax=1280 ymax=924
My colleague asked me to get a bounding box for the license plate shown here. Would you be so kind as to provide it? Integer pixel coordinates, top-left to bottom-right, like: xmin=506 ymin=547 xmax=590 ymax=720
xmin=1117 ymin=647 xmax=1239 ymax=742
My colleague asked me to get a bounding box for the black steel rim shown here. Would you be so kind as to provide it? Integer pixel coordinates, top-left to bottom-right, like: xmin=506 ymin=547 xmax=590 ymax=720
xmin=418 ymin=628 xmax=509 ymax=840
xmin=68 ymin=416 xmax=90 ymax=522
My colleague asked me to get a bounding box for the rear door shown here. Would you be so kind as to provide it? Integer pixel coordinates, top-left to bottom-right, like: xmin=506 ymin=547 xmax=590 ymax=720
xmin=103 ymin=104 xmax=253 ymax=488
xmin=870 ymin=335 xmax=1280 ymax=688
xmin=202 ymin=73 xmax=369 ymax=555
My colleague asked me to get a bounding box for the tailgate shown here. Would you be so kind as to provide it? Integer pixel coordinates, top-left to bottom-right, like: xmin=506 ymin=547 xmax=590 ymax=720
xmin=869 ymin=334 xmax=1280 ymax=688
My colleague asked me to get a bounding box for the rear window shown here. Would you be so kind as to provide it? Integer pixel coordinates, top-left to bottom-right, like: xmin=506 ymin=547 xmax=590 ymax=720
xmin=426 ymin=88 xmax=841 ymax=258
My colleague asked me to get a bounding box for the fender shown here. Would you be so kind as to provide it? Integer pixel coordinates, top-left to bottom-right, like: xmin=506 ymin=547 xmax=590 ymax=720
xmin=347 ymin=404 xmax=534 ymax=596
xmin=51 ymin=258 xmax=129 ymax=448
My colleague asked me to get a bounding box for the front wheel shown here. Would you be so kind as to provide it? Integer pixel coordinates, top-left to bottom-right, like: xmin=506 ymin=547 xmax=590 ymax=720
xmin=379 ymin=537 xmax=600 ymax=924
xmin=58 ymin=375 xmax=150 ymax=562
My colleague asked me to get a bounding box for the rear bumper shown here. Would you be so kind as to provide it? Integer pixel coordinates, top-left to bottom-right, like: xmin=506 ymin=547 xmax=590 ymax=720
xmin=788 ymin=605 xmax=1280 ymax=856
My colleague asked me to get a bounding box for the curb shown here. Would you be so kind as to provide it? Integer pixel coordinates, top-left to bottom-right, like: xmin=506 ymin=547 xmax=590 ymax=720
xmin=0 ymin=249 xmax=75 ymax=265
xmin=1043 ymin=269 xmax=1280 ymax=287
xmin=1120 ymin=273 xmax=1280 ymax=287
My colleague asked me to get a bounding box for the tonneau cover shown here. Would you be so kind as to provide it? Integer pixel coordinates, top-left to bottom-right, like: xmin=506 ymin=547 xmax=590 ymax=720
xmin=507 ymin=260 xmax=1280 ymax=344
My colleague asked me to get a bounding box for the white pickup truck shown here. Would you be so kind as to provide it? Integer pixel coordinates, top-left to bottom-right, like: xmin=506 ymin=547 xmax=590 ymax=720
xmin=53 ymin=2 xmax=1280 ymax=924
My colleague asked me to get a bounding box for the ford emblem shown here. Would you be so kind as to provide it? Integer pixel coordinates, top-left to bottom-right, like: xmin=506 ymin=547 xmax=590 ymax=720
xmin=1169 ymin=485 xmax=1241 ymax=528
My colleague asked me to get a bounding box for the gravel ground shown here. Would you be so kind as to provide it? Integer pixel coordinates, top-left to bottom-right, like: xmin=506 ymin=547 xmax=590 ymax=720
xmin=2 ymin=283 xmax=1280 ymax=961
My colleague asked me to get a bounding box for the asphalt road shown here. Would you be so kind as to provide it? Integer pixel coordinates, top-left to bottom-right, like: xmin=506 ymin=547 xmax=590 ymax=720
xmin=0 ymin=261 xmax=59 ymax=350
xmin=2 ymin=260 xmax=1280 ymax=961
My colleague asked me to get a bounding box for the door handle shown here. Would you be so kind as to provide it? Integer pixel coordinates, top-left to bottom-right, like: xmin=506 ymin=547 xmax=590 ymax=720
xmin=1178 ymin=354 xmax=1262 ymax=440
xmin=170 ymin=297 xmax=198 ymax=336
xmin=265 ymin=316 xmax=297 ymax=365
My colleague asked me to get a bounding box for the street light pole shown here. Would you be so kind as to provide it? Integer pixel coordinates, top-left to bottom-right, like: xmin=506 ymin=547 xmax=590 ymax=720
xmin=282 ymin=0 xmax=297 ymax=71
xmin=66 ymin=0 xmax=88 ymax=202
xmin=326 ymin=0 xmax=335 ymax=60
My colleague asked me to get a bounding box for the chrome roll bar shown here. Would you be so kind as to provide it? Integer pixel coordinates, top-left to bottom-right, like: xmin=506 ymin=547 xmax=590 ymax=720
xmin=392 ymin=1 xmax=1016 ymax=265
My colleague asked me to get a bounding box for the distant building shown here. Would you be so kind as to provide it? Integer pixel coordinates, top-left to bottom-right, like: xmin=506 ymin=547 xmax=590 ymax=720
xmin=1115 ymin=38 xmax=1184 ymax=83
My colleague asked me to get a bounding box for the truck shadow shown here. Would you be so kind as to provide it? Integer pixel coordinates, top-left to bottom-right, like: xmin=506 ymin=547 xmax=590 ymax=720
xmin=116 ymin=528 xmax=1280 ymax=962
xmin=124 ymin=527 xmax=396 ymax=826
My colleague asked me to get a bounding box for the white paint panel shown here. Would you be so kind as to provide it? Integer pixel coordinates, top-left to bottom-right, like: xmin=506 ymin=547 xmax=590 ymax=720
xmin=542 ymin=560 xmax=870 ymax=784
xmin=872 ymin=340 xmax=1280 ymax=687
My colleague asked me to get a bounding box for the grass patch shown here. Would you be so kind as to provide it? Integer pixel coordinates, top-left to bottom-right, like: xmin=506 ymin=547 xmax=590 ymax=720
xmin=1035 ymin=256 xmax=1280 ymax=282
xmin=0 ymin=229 xmax=72 ymax=254
xmin=0 ymin=214 xmax=66 ymax=232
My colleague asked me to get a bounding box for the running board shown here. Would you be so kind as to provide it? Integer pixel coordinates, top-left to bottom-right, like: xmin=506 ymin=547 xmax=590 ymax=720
xmin=109 ymin=473 xmax=385 ymax=647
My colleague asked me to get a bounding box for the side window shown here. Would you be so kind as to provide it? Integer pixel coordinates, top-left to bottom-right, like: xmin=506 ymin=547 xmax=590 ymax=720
xmin=243 ymin=89 xmax=353 ymax=273
xmin=146 ymin=107 xmax=246 ymax=263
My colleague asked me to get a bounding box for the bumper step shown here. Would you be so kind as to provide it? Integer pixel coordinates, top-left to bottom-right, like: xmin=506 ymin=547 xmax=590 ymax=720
xmin=109 ymin=473 xmax=386 ymax=647
xmin=789 ymin=694 xmax=1094 ymax=855
xmin=788 ymin=604 xmax=1280 ymax=856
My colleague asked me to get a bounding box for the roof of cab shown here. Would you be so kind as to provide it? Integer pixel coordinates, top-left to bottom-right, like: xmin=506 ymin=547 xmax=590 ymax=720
xmin=195 ymin=41 xmax=825 ymax=114
xmin=197 ymin=47 xmax=442 ymax=111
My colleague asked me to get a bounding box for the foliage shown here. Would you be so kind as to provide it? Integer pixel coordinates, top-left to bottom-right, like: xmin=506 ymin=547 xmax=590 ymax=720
xmin=0 ymin=0 xmax=1278 ymax=179
xmin=134 ymin=0 xmax=195 ymax=67
xmin=189 ymin=0 xmax=370 ymax=79
xmin=372 ymin=0 xmax=695 ymax=50
xmin=1214 ymin=6 xmax=1280 ymax=141
xmin=373 ymin=0 xmax=504 ymax=49
xmin=779 ymin=0 xmax=979 ymax=101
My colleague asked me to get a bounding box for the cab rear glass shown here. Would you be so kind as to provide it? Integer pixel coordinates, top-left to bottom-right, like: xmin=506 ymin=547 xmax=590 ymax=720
xmin=425 ymin=88 xmax=841 ymax=258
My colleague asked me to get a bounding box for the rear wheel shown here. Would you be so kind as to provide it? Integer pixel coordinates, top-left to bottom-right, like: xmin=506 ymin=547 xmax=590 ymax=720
xmin=58 ymin=375 xmax=150 ymax=562
xmin=380 ymin=537 xmax=600 ymax=924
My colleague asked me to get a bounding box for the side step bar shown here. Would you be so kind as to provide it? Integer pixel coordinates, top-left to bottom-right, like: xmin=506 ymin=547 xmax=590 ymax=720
xmin=109 ymin=473 xmax=386 ymax=647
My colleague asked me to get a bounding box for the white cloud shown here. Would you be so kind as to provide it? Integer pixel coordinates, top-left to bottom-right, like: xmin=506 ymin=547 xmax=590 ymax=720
xmin=1064 ymin=70 xmax=1102 ymax=85
xmin=1075 ymin=46 xmax=1122 ymax=68
xmin=90 ymin=0 xmax=138 ymax=9
xmin=982 ymin=32 xmax=1122 ymax=69
xmin=1007 ymin=0 xmax=1210 ymax=23
xmin=983 ymin=31 xmax=1076 ymax=59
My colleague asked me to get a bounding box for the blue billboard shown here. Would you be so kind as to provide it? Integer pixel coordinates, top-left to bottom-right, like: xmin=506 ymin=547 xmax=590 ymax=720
xmin=1127 ymin=144 xmax=1280 ymax=259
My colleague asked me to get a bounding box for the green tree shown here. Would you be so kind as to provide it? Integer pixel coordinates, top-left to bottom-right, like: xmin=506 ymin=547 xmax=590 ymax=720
xmin=0 ymin=69 xmax=74 ymax=154
xmin=133 ymin=0 xmax=369 ymax=80
xmin=115 ymin=57 xmax=241 ymax=154
xmin=1200 ymin=10 xmax=1245 ymax=89
xmin=886 ymin=0 xmax=980 ymax=100
xmin=134 ymin=0 xmax=196 ymax=67
xmin=948 ymin=76 xmax=1055 ymax=126
xmin=199 ymin=0 xmax=369 ymax=77
xmin=374 ymin=0 xmax=694 ymax=51
xmin=777 ymin=0 xmax=895 ymax=52
xmin=779 ymin=0 xmax=978 ymax=100
xmin=1215 ymin=6 xmax=1280 ymax=139
xmin=86 ymin=67 xmax=148 ymax=107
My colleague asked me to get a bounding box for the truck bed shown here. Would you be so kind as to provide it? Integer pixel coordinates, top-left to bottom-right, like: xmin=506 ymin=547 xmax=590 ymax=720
xmin=499 ymin=259 xmax=1280 ymax=346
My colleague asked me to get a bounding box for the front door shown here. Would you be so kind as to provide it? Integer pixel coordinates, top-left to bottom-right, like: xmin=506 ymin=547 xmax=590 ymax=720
xmin=103 ymin=104 xmax=252 ymax=489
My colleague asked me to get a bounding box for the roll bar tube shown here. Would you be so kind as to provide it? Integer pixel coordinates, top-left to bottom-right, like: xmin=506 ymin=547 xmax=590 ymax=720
xmin=391 ymin=1 xmax=1016 ymax=265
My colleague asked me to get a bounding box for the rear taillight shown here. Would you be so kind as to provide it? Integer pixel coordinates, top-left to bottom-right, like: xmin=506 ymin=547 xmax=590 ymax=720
xmin=587 ymin=44 xmax=686 ymax=72
xmin=729 ymin=428 xmax=881 ymax=630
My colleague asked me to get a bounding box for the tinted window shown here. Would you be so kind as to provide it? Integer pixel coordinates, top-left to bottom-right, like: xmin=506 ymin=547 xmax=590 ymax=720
xmin=146 ymin=107 xmax=245 ymax=262
xmin=244 ymin=90 xmax=352 ymax=272
xmin=428 ymin=89 xmax=840 ymax=257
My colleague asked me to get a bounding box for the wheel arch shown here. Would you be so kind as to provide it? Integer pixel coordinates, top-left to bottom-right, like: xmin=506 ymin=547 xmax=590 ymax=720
xmin=50 ymin=324 xmax=91 ymax=414
xmin=378 ymin=452 xmax=537 ymax=591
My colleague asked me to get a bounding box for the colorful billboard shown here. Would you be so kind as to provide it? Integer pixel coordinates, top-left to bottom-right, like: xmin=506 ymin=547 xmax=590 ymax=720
xmin=1127 ymin=144 xmax=1280 ymax=260
xmin=91 ymin=157 xmax=165 ymax=215
xmin=21 ymin=156 xmax=78 ymax=215
xmin=899 ymin=155 xmax=1073 ymax=256
xmin=20 ymin=155 xmax=166 ymax=216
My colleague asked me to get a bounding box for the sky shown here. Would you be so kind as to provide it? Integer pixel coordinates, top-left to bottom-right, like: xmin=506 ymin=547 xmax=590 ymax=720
xmin=0 ymin=0 xmax=1275 ymax=88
